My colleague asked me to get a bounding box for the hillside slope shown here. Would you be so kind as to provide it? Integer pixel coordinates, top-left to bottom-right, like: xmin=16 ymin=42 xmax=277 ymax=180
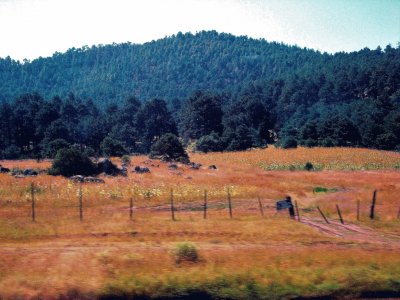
xmin=3 ymin=30 xmax=396 ymax=106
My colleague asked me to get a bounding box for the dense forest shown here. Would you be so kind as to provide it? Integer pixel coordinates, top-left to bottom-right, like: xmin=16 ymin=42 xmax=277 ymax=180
xmin=0 ymin=31 xmax=399 ymax=159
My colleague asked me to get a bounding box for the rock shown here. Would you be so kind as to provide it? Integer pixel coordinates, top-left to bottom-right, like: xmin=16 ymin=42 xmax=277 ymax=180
xmin=133 ymin=166 xmax=150 ymax=174
xmin=10 ymin=168 xmax=23 ymax=176
xmin=14 ymin=175 xmax=26 ymax=179
xmin=23 ymin=169 xmax=38 ymax=176
xmin=186 ymin=176 xmax=193 ymax=180
xmin=0 ymin=166 xmax=10 ymax=173
xmin=189 ymin=162 xmax=202 ymax=170
xmin=70 ymin=175 xmax=85 ymax=182
xmin=120 ymin=166 xmax=128 ymax=177
xmin=168 ymin=164 xmax=178 ymax=170
xmin=84 ymin=177 xmax=105 ymax=183
xmin=208 ymin=165 xmax=217 ymax=170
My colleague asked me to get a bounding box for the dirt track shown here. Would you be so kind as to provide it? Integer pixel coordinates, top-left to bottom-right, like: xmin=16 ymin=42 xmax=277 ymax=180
xmin=301 ymin=216 xmax=400 ymax=247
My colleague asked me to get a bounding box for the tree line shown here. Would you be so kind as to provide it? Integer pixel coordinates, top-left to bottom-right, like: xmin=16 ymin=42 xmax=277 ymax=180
xmin=0 ymin=31 xmax=399 ymax=158
xmin=0 ymin=81 xmax=399 ymax=160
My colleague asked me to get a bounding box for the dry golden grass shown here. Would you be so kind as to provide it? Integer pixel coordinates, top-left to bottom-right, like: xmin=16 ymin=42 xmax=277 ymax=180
xmin=0 ymin=147 xmax=399 ymax=299
xmin=191 ymin=146 xmax=400 ymax=170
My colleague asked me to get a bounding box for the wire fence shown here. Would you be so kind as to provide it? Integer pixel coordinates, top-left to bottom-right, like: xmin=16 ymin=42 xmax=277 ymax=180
xmin=1 ymin=182 xmax=399 ymax=224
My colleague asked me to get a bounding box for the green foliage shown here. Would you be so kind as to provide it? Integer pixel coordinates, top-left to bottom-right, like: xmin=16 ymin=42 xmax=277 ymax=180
xmin=2 ymin=145 xmax=21 ymax=159
xmin=0 ymin=31 xmax=399 ymax=157
xmin=196 ymin=132 xmax=224 ymax=153
xmin=180 ymin=91 xmax=223 ymax=140
xmin=174 ymin=242 xmax=199 ymax=264
xmin=136 ymin=99 xmax=178 ymax=153
xmin=150 ymin=133 xmax=188 ymax=162
xmin=314 ymin=187 xmax=328 ymax=193
xmin=313 ymin=187 xmax=338 ymax=193
xmin=41 ymin=139 xmax=70 ymax=158
xmin=304 ymin=162 xmax=314 ymax=171
xmin=48 ymin=147 xmax=97 ymax=177
xmin=100 ymin=137 xmax=127 ymax=157
xmin=225 ymin=125 xmax=254 ymax=151
xmin=121 ymin=155 xmax=131 ymax=166
xmin=279 ymin=137 xmax=298 ymax=149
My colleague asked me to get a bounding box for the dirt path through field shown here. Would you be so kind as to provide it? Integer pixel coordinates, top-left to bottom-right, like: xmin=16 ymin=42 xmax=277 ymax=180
xmin=301 ymin=216 xmax=400 ymax=247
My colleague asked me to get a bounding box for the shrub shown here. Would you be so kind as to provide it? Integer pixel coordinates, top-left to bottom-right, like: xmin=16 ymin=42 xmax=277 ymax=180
xmin=121 ymin=155 xmax=131 ymax=166
xmin=224 ymin=125 xmax=254 ymax=151
xmin=321 ymin=138 xmax=335 ymax=147
xmin=313 ymin=186 xmax=328 ymax=193
xmin=302 ymin=138 xmax=318 ymax=148
xmin=48 ymin=148 xmax=97 ymax=177
xmin=83 ymin=146 xmax=96 ymax=157
xmin=279 ymin=137 xmax=298 ymax=149
xmin=196 ymin=132 xmax=223 ymax=153
xmin=150 ymin=133 xmax=189 ymax=162
xmin=42 ymin=139 xmax=71 ymax=158
xmin=376 ymin=133 xmax=398 ymax=150
xmin=174 ymin=242 xmax=199 ymax=264
xmin=97 ymin=158 xmax=121 ymax=176
xmin=100 ymin=137 xmax=127 ymax=157
xmin=2 ymin=144 xmax=21 ymax=159
xmin=304 ymin=162 xmax=314 ymax=171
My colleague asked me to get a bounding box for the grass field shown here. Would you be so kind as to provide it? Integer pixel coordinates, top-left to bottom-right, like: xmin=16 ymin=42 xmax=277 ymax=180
xmin=0 ymin=147 xmax=399 ymax=299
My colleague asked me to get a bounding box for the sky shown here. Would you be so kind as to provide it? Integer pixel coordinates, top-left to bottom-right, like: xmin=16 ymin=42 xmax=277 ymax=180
xmin=0 ymin=0 xmax=399 ymax=61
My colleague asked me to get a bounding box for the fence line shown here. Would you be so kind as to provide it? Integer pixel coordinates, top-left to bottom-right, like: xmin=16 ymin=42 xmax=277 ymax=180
xmin=3 ymin=185 xmax=398 ymax=224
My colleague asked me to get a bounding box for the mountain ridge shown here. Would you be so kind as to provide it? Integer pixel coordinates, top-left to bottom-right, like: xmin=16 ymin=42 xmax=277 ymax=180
xmin=0 ymin=30 xmax=334 ymax=105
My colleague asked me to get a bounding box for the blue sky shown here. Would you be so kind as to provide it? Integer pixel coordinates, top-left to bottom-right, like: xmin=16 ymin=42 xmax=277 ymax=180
xmin=0 ymin=0 xmax=399 ymax=60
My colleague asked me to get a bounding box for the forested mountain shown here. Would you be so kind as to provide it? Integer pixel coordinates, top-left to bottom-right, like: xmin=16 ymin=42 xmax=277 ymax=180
xmin=0 ymin=31 xmax=329 ymax=106
xmin=0 ymin=31 xmax=399 ymax=159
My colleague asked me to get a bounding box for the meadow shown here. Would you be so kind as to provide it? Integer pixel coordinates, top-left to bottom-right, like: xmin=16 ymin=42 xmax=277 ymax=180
xmin=0 ymin=147 xmax=399 ymax=299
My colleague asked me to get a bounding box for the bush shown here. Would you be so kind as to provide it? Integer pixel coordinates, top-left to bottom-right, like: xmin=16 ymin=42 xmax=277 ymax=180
xmin=174 ymin=242 xmax=199 ymax=264
xmin=314 ymin=186 xmax=328 ymax=193
xmin=97 ymin=158 xmax=121 ymax=176
xmin=48 ymin=148 xmax=97 ymax=177
xmin=376 ymin=133 xmax=398 ymax=150
xmin=121 ymin=155 xmax=131 ymax=166
xmin=279 ymin=137 xmax=298 ymax=149
xmin=150 ymin=133 xmax=189 ymax=162
xmin=100 ymin=137 xmax=127 ymax=157
xmin=2 ymin=144 xmax=21 ymax=159
xmin=304 ymin=162 xmax=314 ymax=171
xmin=196 ymin=132 xmax=223 ymax=153
xmin=42 ymin=139 xmax=71 ymax=158
xmin=224 ymin=125 xmax=254 ymax=151
xmin=321 ymin=138 xmax=335 ymax=147
xmin=302 ymin=138 xmax=318 ymax=148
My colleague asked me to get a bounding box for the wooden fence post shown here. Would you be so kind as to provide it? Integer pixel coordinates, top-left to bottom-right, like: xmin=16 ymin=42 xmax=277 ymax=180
xmin=227 ymin=187 xmax=233 ymax=219
xmin=31 ymin=182 xmax=35 ymax=222
xmin=257 ymin=196 xmax=264 ymax=218
xmin=317 ymin=206 xmax=329 ymax=224
xmin=79 ymin=182 xmax=83 ymax=222
xmin=336 ymin=204 xmax=344 ymax=224
xmin=170 ymin=189 xmax=175 ymax=221
xmin=287 ymin=196 xmax=295 ymax=219
xmin=129 ymin=197 xmax=133 ymax=221
xmin=203 ymin=190 xmax=207 ymax=220
xmin=295 ymin=200 xmax=300 ymax=222
xmin=357 ymin=200 xmax=360 ymax=221
xmin=370 ymin=190 xmax=377 ymax=220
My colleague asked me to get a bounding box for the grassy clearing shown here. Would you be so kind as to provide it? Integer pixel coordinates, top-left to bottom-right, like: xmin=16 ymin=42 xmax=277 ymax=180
xmin=0 ymin=147 xmax=399 ymax=298
xmin=191 ymin=146 xmax=400 ymax=171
